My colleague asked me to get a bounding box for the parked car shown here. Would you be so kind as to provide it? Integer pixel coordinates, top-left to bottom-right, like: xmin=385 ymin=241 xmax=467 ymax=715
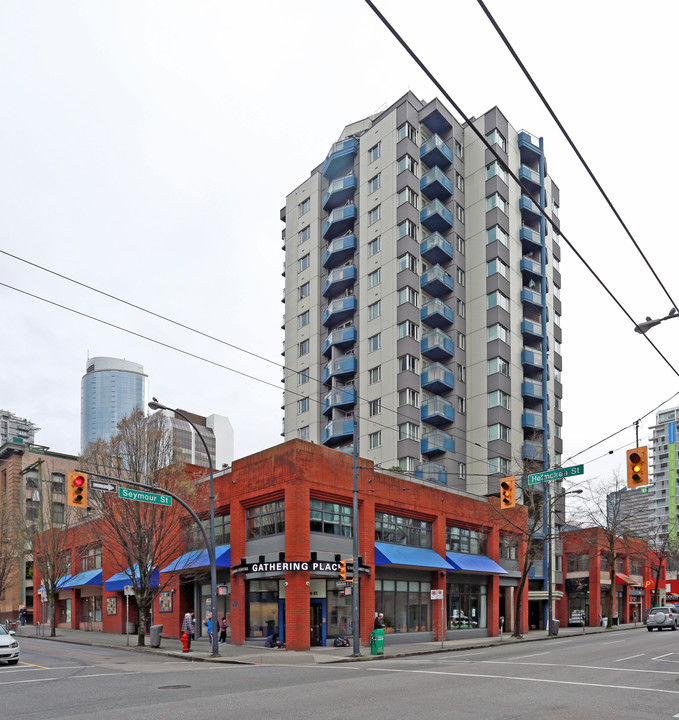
xmin=646 ymin=606 xmax=679 ymax=631
xmin=0 ymin=625 xmax=20 ymax=665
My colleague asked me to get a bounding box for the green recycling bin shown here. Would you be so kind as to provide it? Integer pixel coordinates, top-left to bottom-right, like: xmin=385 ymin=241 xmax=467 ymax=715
xmin=370 ymin=628 xmax=384 ymax=655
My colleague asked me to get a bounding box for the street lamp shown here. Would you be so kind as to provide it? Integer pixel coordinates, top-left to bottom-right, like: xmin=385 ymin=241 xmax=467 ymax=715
xmin=547 ymin=486 xmax=583 ymax=636
xmin=148 ymin=399 xmax=219 ymax=657
xmin=634 ymin=307 xmax=678 ymax=334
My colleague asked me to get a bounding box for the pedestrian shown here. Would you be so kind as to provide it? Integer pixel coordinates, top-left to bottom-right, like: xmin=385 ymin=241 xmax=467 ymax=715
xmin=219 ymin=616 xmax=228 ymax=643
xmin=181 ymin=610 xmax=195 ymax=652
xmin=203 ymin=610 xmax=214 ymax=643
xmin=374 ymin=612 xmax=385 ymax=630
xmin=265 ymin=632 xmax=282 ymax=648
xmin=19 ymin=606 xmax=27 ymax=627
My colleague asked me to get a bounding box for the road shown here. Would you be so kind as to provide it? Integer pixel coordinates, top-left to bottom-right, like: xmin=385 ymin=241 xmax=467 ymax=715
xmin=2 ymin=630 xmax=679 ymax=719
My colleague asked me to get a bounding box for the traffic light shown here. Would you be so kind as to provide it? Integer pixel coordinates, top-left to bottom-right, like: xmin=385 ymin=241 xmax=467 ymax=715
xmin=627 ymin=446 xmax=649 ymax=488
xmin=67 ymin=471 xmax=88 ymax=508
xmin=339 ymin=559 xmax=353 ymax=582
xmin=500 ymin=476 xmax=516 ymax=509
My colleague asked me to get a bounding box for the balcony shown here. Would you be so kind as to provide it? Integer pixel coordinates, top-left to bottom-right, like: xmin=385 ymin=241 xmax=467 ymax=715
xmin=522 ymin=441 xmax=544 ymax=462
xmin=322 ymin=265 xmax=357 ymax=298
xmin=521 ymin=348 xmax=544 ymax=370
xmin=420 ymin=106 xmax=452 ymax=135
xmin=521 ymin=411 xmax=544 ymax=429
xmin=322 ymin=325 xmax=357 ymax=357
xmin=415 ymin=462 xmax=446 ymax=484
xmin=420 ymin=265 xmax=454 ymax=297
xmin=421 ymin=430 xmax=455 ymax=456
xmin=323 ymin=234 xmax=357 ymax=269
xmin=323 ymin=205 xmax=357 ymax=240
xmin=520 ymin=226 xmax=543 ymax=250
xmin=520 ymin=256 xmax=543 ymax=278
xmin=421 ymin=329 xmax=455 ymax=361
xmin=421 ymin=397 xmax=455 ymax=427
xmin=521 ymin=319 xmax=543 ymax=341
xmin=521 ymin=380 xmax=544 ymax=400
xmin=421 ymin=199 xmax=453 ymax=233
xmin=421 ymin=362 xmax=454 ymax=394
xmin=322 ymin=138 xmax=358 ymax=180
xmin=519 ymin=165 xmax=542 ymax=193
xmin=323 ymin=174 xmax=358 ymax=211
xmin=420 ymin=134 xmax=453 ymax=168
xmin=521 ymin=287 xmax=543 ymax=309
xmin=518 ymin=131 xmax=543 ymax=164
xmin=322 ymin=296 xmax=357 ymax=328
xmin=519 ymin=195 xmax=541 ymax=224
xmin=322 ymin=355 xmax=357 ymax=385
xmin=420 ymin=167 xmax=453 ymax=201
xmin=420 ymin=232 xmax=454 ymax=265
xmin=421 ymin=298 xmax=454 ymax=329
xmin=322 ymin=419 xmax=354 ymax=446
xmin=322 ymin=387 xmax=357 ymax=416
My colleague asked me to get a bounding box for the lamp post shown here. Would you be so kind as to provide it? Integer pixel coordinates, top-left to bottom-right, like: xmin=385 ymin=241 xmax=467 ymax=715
xmin=634 ymin=307 xmax=678 ymax=334
xmin=148 ymin=399 xmax=219 ymax=657
xmin=547 ymin=485 xmax=583 ymax=636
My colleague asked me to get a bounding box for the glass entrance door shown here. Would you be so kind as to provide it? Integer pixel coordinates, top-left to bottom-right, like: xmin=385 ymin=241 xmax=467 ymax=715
xmin=310 ymin=600 xmax=325 ymax=646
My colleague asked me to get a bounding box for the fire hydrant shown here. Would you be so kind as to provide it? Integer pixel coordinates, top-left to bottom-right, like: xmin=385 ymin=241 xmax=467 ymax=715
xmin=181 ymin=632 xmax=190 ymax=653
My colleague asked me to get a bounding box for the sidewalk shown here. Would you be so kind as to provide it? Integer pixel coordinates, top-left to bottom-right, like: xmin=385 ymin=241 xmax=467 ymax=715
xmin=17 ymin=621 xmax=644 ymax=666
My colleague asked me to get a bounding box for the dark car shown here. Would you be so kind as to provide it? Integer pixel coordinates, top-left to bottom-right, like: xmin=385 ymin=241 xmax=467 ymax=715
xmin=646 ymin=606 xmax=679 ymax=631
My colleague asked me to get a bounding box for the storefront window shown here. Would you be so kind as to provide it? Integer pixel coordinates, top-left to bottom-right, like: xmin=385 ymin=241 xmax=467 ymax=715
xmin=310 ymin=499 xmax=352 ymax=537
xmin=447 ymin=582 xmax=487 ymax=629
xmin=246 ymin=580 xmax=279 ymax=637
xmin=326 ymin=580 xmax=353 ymax=637
xmin=375 ymin=512 xmax=432 ymax=548
xmin=375 ymin=579 xmax=431 ymax=632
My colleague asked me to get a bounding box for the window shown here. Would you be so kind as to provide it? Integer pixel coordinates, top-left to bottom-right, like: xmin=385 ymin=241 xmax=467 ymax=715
xmin=368 ymin=205 xmax=381 ymax=225
xmin=368 ymin=300 xmax=382 ymax=320
xmin=298 ymin=225 xmax=310 ymax=244
xmin=397 ymin=122 xmax=417 ymax=142
xmin=486 ymin=161 xmax=508 ymax=183
xmin=298 ymin=310 xmax=310 ymax=328
xmin=397 ymin=219 xmax=417 ymax=240
xmin=369 ymin=399 xmax=382 ymax=416
xmin=398 ymin=354 xmax=419 ymax=374
xmin=457 ymin=396 xmax=466 ymax=414
xmin=368 ymin=333 xmax=381 ymax=352
xmin=487 ymin=193 xmax=507 ymax=213
xmin=369 ymin=431 xmax=382 ymax=449
xmin=52 ymin=502 xmax=65 ymax=525
xmin=298 ymin=254 xmax=310 ymax=272
xmin=247 ymin=500 xmax=285 ymax=539
xmin=487 ymin=225 xmax=508 ymax=247
xmin=368 ymin=142 xmax=381 ymax=163
xmin=456 ymin=299 xmax=465 ymax=318
xmin=489 ymin=457 xmax=510 ymax=475
xmin=298 ymin=339 xmax=309 ymax=357
xmin=456 ymin=363 xmax=466 ymax=383
xmin=51 ymin=473 xmax=65 ymax=494
xmin=397 ymin=154 xmax=418 ymax=176
xmin=310 ymin=499 xmax=352 ymax=537
xmin=553 ymin=199 xmax=559 ymax=217
xmin=398 ymin=320 xmax=419 ymax=340
xmin=397 ymin=253 xmax=418 ymax=273
xmin=399 ymin=457 xmax=416 ymax=473
xmin=487 ymin=258 xmax=508 ymax=279
xmin=397 ymin=187 xmax=418 ymax=208
xmin=456 ymin=172 xmax=464 ymax=192
xmin=399 ymin=422 xmax=419 ymax=441
xmin=298 ymin=368 xmax=309 ymax=385
xmin=488 ymin=357 xmax=510 ymax=377
xmin=398 ymin=388 xmax=420 ymax=408
xmin=298 ymin=397 xmax=309 ymax=414
xmin=25 ymin=499 xmax=39 ymax=521
xmin=81 ymin=546 xmax=102 ymax=571
xmin=488 ymin=323 xmax=508 ymax=343
xmin=368 ymin=268 xmax=381 ymax=288
xmin=368 ymin=236 xmax=381 ymax=256
xmin=456 ymin=235 xmax=465 ymax=254
xmin=488 ymin=390 xmax=510 ymax=409
xmin=298 ymin=197 xmax=310 ymax=217
xmin=499 ymin=535 xmax=518 ymax=560
xmin=368 ymin=366 xmax=381 ymax=384
xmin=488 ymin=423 xmax=510 ymax=442
xmin=369 ymin=173 xmax=381 ymax=194
xmin=488 ymin=290 xmax=509 ymax=311
xmin=375 ymin=511 xmax=432 ymax=548
xmin=456 ymin=268 xmax=465 ymax=286
xmin=397 ymin=287 xmax=418 ymax=307
xmin=486 ymin=129 xmax=506 ymax=151
xmin=447 ymin=526 xmax=488 ymax=555
xmin=454 ymin=139 xmax=463 ymax=158
xmin=457 ymin=332 xmax=465 ymax=350
xmin=457 ymin=462 xmax=466 ymax=480
xmin=298 ymin=426 xmax=309 ymax=441
xmin=299 ymin=282 xmax=310 ymax=300
xmin=455 ymin=204 xmax=465 ymax=223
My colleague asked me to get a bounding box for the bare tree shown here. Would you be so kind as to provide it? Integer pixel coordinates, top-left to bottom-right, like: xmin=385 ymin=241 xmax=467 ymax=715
xmin=82 ymin=410 xmax=195 ymax=647
xmin=0 ymin=500 xmax=20 ymax=608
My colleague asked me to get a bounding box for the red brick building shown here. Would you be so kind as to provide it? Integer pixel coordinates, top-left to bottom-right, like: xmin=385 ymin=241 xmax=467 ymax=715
xmin=34 ymin=440 xmax=528 ymax=649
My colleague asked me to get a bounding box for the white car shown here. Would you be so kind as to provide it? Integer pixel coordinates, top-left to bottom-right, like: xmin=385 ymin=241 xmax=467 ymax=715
xmin=0 ymin=625 xmax=20 ymax=665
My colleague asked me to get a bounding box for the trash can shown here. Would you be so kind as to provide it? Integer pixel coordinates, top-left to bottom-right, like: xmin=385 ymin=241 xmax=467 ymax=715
xmin=370 ymin=628 xmax=384 ymax=655
xmin=549 ymin=619 xmax=560 ymax=636
xmin=126 ymin=622 xmax=137 ymax=635
xmin=150 ymin=624 xmax=163 ymax=648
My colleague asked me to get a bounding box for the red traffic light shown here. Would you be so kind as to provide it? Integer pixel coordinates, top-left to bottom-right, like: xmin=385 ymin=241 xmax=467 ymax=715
xmin=73 ymin=475 xmax=85 ymax=487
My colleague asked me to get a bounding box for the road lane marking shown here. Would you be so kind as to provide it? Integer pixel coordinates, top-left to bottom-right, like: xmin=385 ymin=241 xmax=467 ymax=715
xmin=19 ymin=661 xmax=50 ymax=669
xmin=615 ymin=654 xmax=645 ymax=662
xmin=602 ymin=639 xmax=626 ymax=644
xmin=460 ymin=660 xmax=679 ymax=676
xmin=507 ymin=651 xmax=550 ymax=660
xmin=0 ymin=671 xmax=138 ymax=686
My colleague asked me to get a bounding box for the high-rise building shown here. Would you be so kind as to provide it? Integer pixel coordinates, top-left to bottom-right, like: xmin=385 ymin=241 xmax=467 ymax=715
xmin=648 ymin=406 xmax=679 ymax=550
xmin=81 ymin=357 xmax=148 ymax=451
xmin=281 ymin=92 xmax=563 ymax=496
xmin=0 ymin=409 xmax=39 ymax=446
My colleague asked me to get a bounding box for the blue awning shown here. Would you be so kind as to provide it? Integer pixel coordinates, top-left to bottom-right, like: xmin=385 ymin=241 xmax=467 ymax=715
xmin=38 ymin=575 xmax=72 ymax=593
xmin=160 ymin=544 xmax=231 ymax=573
xmin=104 ymin=567 xmax=160 ymax=592
xmin=61 ymin=569 xmax=103 ymax=588
xmin=374 ymin=542 xmax=451 ymax=570
xmin=446 ymin=552 xmax=508 ymax=574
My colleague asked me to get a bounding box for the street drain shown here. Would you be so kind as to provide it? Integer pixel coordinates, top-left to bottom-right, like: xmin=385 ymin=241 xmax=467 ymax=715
xmin=158 ymin=685 xmax=190 ymax=690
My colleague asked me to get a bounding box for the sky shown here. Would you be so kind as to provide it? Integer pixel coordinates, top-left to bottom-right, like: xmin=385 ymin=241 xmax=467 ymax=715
xmin=1 ymin=0 xmax=678 ymax=488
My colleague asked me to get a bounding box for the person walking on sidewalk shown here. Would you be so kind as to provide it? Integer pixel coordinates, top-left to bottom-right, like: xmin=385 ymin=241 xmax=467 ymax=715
xmin=181 ymin=610 xmax=195 ymax=652
xmin=219 ymin=617 xmax=228 ymax=644
xmin=374 ymin=612 xmax=385 ymax=629
xmin=203 ymin=611 xmax=214 ymax=644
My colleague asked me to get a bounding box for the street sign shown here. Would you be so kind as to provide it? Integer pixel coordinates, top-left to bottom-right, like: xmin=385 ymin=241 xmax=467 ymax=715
xmin=527 ymin=464 xmax=584 ymax=485
xmin=336 ymin=581 xmax=351 ymax=588
xmin=430 ymin=589 xmax=444 ymax=600
xmin=118 ymin=486 xmax=172 ymax=506
xmin=90 ymin=480 xmax=117 ymax=493
xmin=124 ymin=585 xmax=134 ymax=596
